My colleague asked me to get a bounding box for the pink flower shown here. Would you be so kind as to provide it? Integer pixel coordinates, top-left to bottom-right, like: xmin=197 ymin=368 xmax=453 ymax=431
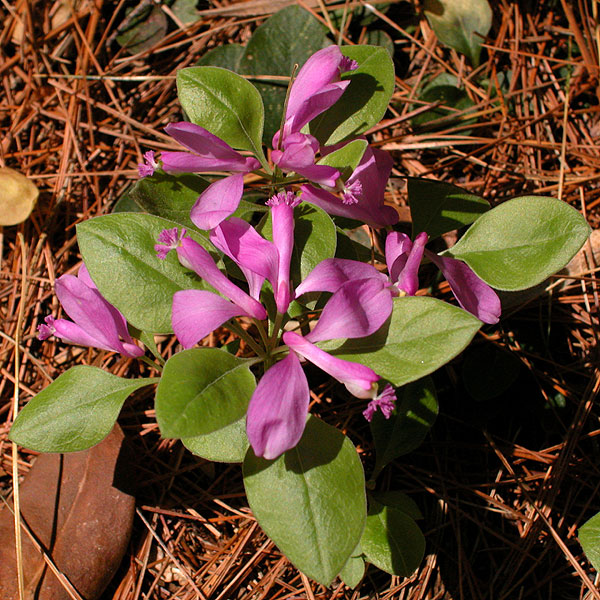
xmin=37 ymin=264 xmax=144 ymax=358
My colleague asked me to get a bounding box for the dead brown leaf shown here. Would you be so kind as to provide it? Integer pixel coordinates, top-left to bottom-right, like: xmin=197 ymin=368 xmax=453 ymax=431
xmin=0 ymin=426 xmax=135 ymax=600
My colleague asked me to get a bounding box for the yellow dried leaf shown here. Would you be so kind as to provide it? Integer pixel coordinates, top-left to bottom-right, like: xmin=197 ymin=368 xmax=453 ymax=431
xmin=0 ymin=167 xmax=39 ymax=226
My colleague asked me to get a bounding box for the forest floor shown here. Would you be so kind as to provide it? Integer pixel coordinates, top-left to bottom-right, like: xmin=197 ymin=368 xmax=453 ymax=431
xmin=2 ymin=0 xmax=600 ymax=598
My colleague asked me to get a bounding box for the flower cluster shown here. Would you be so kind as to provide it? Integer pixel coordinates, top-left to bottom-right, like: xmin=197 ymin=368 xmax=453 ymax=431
xmin=41 ymin=46 xmax=502 ymax=461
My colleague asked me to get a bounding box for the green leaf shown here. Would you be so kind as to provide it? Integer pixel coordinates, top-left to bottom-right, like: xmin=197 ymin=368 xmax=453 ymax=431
xmin=580 ymin=512 xmax=600 ymax=573
xmin=9 ymin=366 xmax=156 ymax=452
xmin=411 ymin=73 xmax=477 ymax=131
xmin=338 ymin=554 xmax=365 ymax=588
xmin=371 ymin=377 xmax=438 ymax=476
xmin=171 ymin=0 xmax=199 ymax=24
xmin=408 ymin=177 xmax=489 ymax=241
xmin=445 ymin=196 xmax=591 ymax=291
xmin=116 ymin=3 xmax=167 ymax=55
xmin=309 ymin=46 xmax=395 ymax=145
xmin=77 ymin=213 xmax=211 ymax=333
xmin=128 ymin=172 xmax=210 ymax=230
xmin=369 ymin=491 xmax=423 ymax=520
xmin=237 ymin=5 xmax=329 ymax=143
xmin=317 ymin=139 xmax=368 ymax=180
xmin=423 ymin=0 xmax=492 ymax=66
xmin=176 ymin=66 xmax=267 ymax=166
xmin=366 ymin=30 xmax=394 ymax=57
xmin=243 ymin=416 xmax=366 ymax=586
xmin=197 ymin=44 xmax=245 ymax=70
xmin=182 ymin=414 xmax=249 ymax=463
xmin=156 ymin=348 xmax=255 ymax=438
xmin=113 ymin=190 xmax=144 ymax=213
xmin=321 ymin=296 xmax=481 ymax=387
xmin=361 ymin=502 xmax=425 ymax=577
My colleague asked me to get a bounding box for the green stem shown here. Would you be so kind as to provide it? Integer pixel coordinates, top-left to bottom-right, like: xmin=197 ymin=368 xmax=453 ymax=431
xmin=226 ymin=320 xmax=265 ymax=357
xmin=268 ymin=312 xmax=284 ymax=351
xmin=139 ymin=355 xmax=163 ymax=373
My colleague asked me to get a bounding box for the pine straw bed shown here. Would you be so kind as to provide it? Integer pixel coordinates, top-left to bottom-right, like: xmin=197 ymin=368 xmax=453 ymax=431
xmin=1 ymin=0 xmax=600 ymax=598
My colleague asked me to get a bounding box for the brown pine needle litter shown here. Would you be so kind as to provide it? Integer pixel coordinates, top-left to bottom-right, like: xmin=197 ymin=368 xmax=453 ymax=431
xmin=1 ymin=0 xmax=600 ymax=598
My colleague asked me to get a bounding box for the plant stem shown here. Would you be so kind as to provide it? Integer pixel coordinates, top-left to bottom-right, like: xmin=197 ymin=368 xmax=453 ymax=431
xmin=139 ymin=355 xmax=163 ymax=373
xmin=227 ymin=320 xmax=265 ymax=357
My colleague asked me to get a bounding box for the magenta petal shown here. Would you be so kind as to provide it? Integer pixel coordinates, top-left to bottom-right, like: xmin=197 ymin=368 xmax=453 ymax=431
xmin=300 ymin=184 xmax=398 ymax=227
xmin=272 ymin=132 xmax=319 ymax=169
xmin=51 ymin=318 xmax=117 ymax=353
xmin=190 ymin=173 xmax=244 ymax=231
xmin=172 ymin=290 xmax=250 ymax=349
xmin=210 ymin=218 xmax=279 ymax=299
xmin=177 ymin=238 xmax=266 ymax=320
xmin=385 ymin=232 xmax=412 ymax=281
xmin=163 ymin=122 xmax=260 ymax=172
xmin=55 ymin=275 xmax=134 ymax=355
xmin=246 ymin=352 xmax=309 ymax=460
xmin=53 ymin=274 xmax=143 ymax=357
xmin=286 ymin=46 xmax=344 ymax=126
xmin=394 ymin=232 xmax=427 ymax=296
xmin=306 ymin=278 xmax=393 ymax=342
xmin=287 ymin=81 xmax=350 ymax=134
xmin=426 ymin=251 xmax=501 ymax=324
xmin=295 ymin=258 xmax=384 ymax=296
xmin=283 ymin=331 xmax=379 ymax=396
xmin=77 ymin=263 xmax=132 ymax=341
xmin=270 ymin=202 xmax=295 ymax=313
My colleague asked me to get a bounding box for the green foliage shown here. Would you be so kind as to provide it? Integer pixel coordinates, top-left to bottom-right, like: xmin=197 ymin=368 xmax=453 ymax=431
xmin=156 ymin=348 xmax=255 ymax=438
xmin=321 ymin=296 xmax=482 ymax=387
xmin=317 ymin=139 xmax=368 ymax=181
xmin=176 ymin=67 xmax=267 ymax=166
xmin=243 ymin=416 xmax=366 ymax=586
xmin=182 ymin=414 xmax=249 ymax=463
xmin=116 ymin=2 xmax=167 ymax=54
xmin=408 ymin=177 xmax=489 ymax=241
xmin=237 ymin=5 xmax=329 ymax=142
xmin=423 ymin=0 xmax=492 ymax=66
xmin=338 ymin=554 xmax=365 ymax=588
xmin=10 ymin=366 xmax=156 ymax=452
xmin=446 ymin=196 xmax=591 ymax=290
xmin=195 ymin=6 xmax=329 ymax=144
xmin=77 ymin=214 xmax=211 ymax=333
xmin=127 ymin=172 xmax=210 ymax=230
xmin=361 ymin=501 xmax=425 ymax=576
xmin=309 ymin=45 xmax=395 ymax=145
xmin=371 ymin=377 xmax=438 ymax=477
xmin=580 ymin=512 xmax=600 ymax=573
xmin=412 ymin=73 xmax=477 ymax=131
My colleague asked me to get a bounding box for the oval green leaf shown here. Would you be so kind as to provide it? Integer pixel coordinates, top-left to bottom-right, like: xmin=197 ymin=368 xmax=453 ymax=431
xmin=128 ymin=172 xmax=210 ymax=230
xmin=243 ymin=416 xmax=366 ymax=586
xmin=176 ymin=66 xmax=267 ymax=166
xmin=580 ymin=512 xmax=600 ymax=573
xmin=309 ymin=46 xmax=395 ymax=146
xmin=156 ymin=348 xmax=255 ymax=438
xmin=9 ymin=366 xmax=157 ymax=452
xmin=408 ymin=177 xmax=489 ymax=241
xmin=361 ymin=502 xmax=425 ymax=577
xmin=445 ymin=196 xmax=591 ymax=291
xmin=182 ymin=414 xmax=249 ymax=463
xmin=423 ymin=0 xmax=492 ymax=66
xmin=317 ymin=139 xmax=367 ymax=181
xmin=321 ymin=296 xmax=481 ymax=387
xmin=77 ymin=213 xmax=211 ymax=333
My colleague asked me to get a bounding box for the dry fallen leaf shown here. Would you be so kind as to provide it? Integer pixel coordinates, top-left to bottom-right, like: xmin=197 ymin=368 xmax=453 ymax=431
xmin=0 ymin=167 xmax=39 ymax=226
xmin=0 ymin=426 xmax=136 ymax=600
